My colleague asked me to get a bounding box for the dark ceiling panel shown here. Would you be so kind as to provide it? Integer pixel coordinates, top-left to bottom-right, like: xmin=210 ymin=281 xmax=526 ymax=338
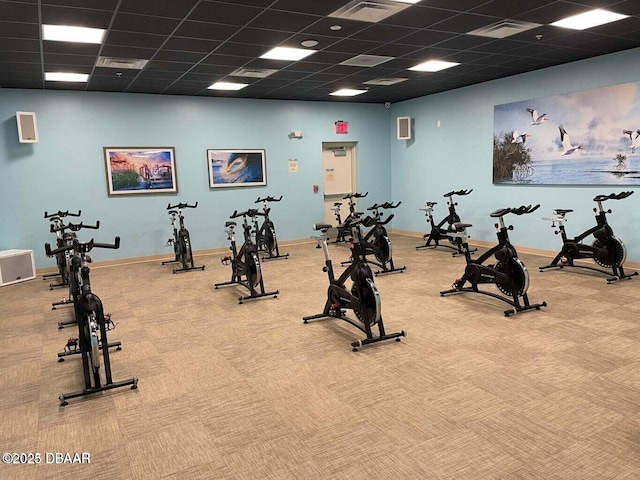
xmin=1 ymin=0 xmax=640 ymax=102
xmin=118 ymin=0 xmax=199 ymax=19
xmin=41 ymin=5 xmax=113 ymax=29
xmin=0 ymin=1 xmax=38 ymax=23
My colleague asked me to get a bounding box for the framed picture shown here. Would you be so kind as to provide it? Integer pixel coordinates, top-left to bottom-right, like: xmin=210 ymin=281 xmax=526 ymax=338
xmin=104 ymin=147 xmax=177 ymax=196
xmin=207 ymin=149 xmax=267 ymax=188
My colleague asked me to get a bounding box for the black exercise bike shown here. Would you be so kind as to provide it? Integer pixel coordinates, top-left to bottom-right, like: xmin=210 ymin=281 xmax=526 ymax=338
xmin=539 ymin=191 xmax=637 ymax=283
xmin=332 ymin=192 xmax=368 ymax=244
xmin=45 ymin=237 xmax=137 ymax=406
xmin=303 ymin=215 xmax=406 ymax=351
xmin=440 ymin=204 xmax=547 ymax=316
xmin=162 ymin=202 xmax=205 ymax=274
xmin=253 ymin=195 xmax=289 ymax=260
xmin=416 ymin=189 xmax=476 ymax=256
xmin=343 ymin=202 xmax=406 ymax=275
xmin=43 ymin=209 xmax=81 ymax=289
xmin=215 ymin=209 xmax=279 ymax=303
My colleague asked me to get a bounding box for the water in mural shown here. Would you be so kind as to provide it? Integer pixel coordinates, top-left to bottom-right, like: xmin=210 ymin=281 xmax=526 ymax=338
xmin=493 ymin=82 xmax=640 ymax=185
xmin=209 ymin=151 xmax=265 ymax=185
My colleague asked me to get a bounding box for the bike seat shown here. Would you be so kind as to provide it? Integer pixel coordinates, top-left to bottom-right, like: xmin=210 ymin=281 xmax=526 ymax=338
xmin=333 ymin=202 xmax=342 ymax=207
xmin=425 ymin=201 xmax=437 ymax=207
xmin=553 ymin=208 xmax=573 ymax=215
xmin=225 ymin=221 xmax=237 ymax=227
xmin=313 ymin=223 xmax=332 ymax=231
xmin=451 ymin=222 xmax=472 ymax=231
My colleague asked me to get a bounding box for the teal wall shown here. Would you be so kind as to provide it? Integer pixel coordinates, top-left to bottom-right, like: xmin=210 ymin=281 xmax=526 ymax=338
xmin=3 ymin=46 xmax=640 ymax=268
xmin=389 ymin=47 xmax=640 ymax=261
xmin=0 ymin=91 xmax=390 ymax=267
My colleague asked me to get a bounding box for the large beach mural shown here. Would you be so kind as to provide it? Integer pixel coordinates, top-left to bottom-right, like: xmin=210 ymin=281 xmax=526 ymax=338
xmin=104 ymin=147 xmax=177 ymax=195
xmin=493 ymin=82 xmax=640 ymax=185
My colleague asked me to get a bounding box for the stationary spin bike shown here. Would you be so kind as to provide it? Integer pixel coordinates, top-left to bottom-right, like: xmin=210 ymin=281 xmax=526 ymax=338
xmin=344 ymin=202 xmax=406 ymax=275
xmin=253 ymin=195 xmax=289 ymax=260
xmin=417 ymin=189 xmax=476 ymax=256
xmin=215 ymin=209 xmax=279 ymax=303
xmin=332 ymin=192 xmax=368 ymax=244
xmin=162 ymin=202 xmax=205 ymax=274
xmin=45 ymin=237 xmax=138 ymax=406
xmin=303 ymin=216 xmax=406 ymax=351
xmin=43 ymin=209 xmax=81 ymax=289
xmin=440 ymin=205 xmax=547 ymax=317
xmin=539 ymin=191 xmax=637 ymax=283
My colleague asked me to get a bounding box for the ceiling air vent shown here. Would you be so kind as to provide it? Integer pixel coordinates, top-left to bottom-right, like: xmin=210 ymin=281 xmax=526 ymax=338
xmin=329 ymin=0 xmax=410 ymax=24
xmin=229 ymin=67 xmax=278 ymax=79
xmin=363 ymin=77 xmax=408 ymax=86
xmin=96 ymin=56 xmax=148 ymax=69
xmin=468 ymin=20 xmax=541 ymax=39
xmin=340 ymin=54 xmax=394 ymax=67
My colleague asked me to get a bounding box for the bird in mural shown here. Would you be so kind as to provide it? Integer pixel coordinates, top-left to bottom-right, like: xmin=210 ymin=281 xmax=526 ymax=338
xmin=512 ymin=130 xmax=531 ymax=144
xmin=623 ymin=129 xmax=640 ymax=154
xmin=559 ymin=124 xmax=583 ymax=155
xmin=526 ymin=108 xmax=548 ymax=125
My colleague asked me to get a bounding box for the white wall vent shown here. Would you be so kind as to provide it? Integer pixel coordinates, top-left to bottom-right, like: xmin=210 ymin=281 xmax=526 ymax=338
xmin=340 ymin=54 xmax=395 ymax=67
xmin=397 ymin=116 xmax=411 ymax=140
xmin=329 ymin=0 xmax=410 ymax=24
xmin=364 ymin=77 xmax=408 ymax=86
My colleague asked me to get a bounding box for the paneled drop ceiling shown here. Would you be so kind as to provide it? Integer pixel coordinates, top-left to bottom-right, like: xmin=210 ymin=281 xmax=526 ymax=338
xmin=1 ymin=0 xmax=639 ymax=103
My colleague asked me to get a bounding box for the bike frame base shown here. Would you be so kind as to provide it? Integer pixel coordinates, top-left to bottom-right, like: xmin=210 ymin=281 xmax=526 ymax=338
xmin=539 ymin=262 xmax=638 ymax=284
xmin=214 ymin=279 xmax=279 ymax=304
xmin=303 ymin=308 xmax=406 ymax=351
xmin=440 ymin=286 xmax=546 ymax=317
xmin=261 ymin=252 xmax=289 ymax=261
xmin=60 ymin=377 xmax=138 ymax=406
xmin=57 ymin=340 xmax=122 ymax=361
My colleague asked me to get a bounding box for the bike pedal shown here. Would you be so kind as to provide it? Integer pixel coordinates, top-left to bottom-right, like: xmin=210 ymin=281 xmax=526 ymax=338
xmin=221 ymin=256 xmax=231 ymax=265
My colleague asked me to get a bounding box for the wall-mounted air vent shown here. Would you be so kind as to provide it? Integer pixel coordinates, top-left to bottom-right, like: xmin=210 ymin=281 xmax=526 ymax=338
xmin=329 ymin=0 xmax=410 ymax=24
xmin=363 ymin=77 xmax=408 ymax=86
xmin=96 ymin=56 xmax=148 ymax=69
xmin=229 ymin=67 xmax=278 ymax=78
xmin=340 ymin=54 xmax=395 ymax=67
xmin=468 ymin=20 xmax=541 ymax=39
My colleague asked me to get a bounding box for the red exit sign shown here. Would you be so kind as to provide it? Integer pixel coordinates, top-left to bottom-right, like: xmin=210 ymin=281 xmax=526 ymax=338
xmin=335 ymin=121 xmax=349 ymax=134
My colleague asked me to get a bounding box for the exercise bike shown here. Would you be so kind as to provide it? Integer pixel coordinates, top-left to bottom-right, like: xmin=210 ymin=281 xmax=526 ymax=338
xmin=332 ymin=192 xmax=368 ymax=244
xmin=215 ymin=209 xmax=279 ymax=304
xmin=51 ymin=221 xmax=101 ymax=330
xmin=416 ymin=189 xmax=477 ymax=256
xmin=539 ymin=191 xmax=637 ymax=283
xmin=43 ymin=209 xmax=81 ymax=289
xmin=303 ymin=216 xmax=406 ymax=351
xmin=440 ymin=205 xmax=547 ymax=317
xmin=343 ymin=202 xmax=406 ymax=275
xmin=45 ymin=237 xmax=137 ymax=406
xmin=253 ymin=195 xmax=289 ymax=260
xmin=162 ymin=202 xmax=205 ymax=274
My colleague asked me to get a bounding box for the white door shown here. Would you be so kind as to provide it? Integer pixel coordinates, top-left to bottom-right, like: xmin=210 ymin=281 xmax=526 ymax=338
xmin=322 ymin=145 xmax=356 ymax=226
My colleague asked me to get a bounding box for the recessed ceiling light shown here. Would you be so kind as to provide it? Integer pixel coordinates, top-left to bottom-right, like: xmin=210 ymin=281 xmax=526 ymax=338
xmin=43 ymin=24 xmax=105 ymax=44
xmin=208 ymin=82 xmax=248 ymax=91
xmin=301 ymin=39 xmax=319 ymax=48
xmin=45 ymin=72 xmax=89 ymax=82
xmin=551 ymin=9 xmax=628 ymax=30
xmin=409 ymin=60 xmax=460 ymax=72
xmin=330 ymin=25 xmax=342 ymax=31
xmin=330 ymin=89 xmax=367 ymax=97
xmin=260 ymin=47 xmax=316 ymax=61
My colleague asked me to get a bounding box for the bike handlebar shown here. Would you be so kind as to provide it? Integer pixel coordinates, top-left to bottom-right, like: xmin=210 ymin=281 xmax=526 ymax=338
xmin=44 ymin=210 xmax=81 ymax=219
xmin=443 ymin=189 xmax=472 ymax=197
xmin=367 ymin=201 xmax=401 ymax=210
xmin=50 ymin=220 xmax=100 ymax=233
xmin=593 ymin=191 xmax=633 ymax=202
xmin=490 ymin=204 xmax=540 ymax=218
xmin=343 ymin=192 xmax=368 ymax=200
xmin=230 ymin=208 xmax=260 ymax=219
xmin=45 ymin=236 xmax=120 ymax=257
xmin=255 ymin=195 xmax=282 ymax=203
xmin=167 ymin=202 xmax=198 ymax=210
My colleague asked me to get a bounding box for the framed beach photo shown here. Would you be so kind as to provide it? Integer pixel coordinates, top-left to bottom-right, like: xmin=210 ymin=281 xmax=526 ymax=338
xmin=104 ymin=147 xmax=178 ymax=196
xmin=207 ymin=149 xmax=267 ymax=188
